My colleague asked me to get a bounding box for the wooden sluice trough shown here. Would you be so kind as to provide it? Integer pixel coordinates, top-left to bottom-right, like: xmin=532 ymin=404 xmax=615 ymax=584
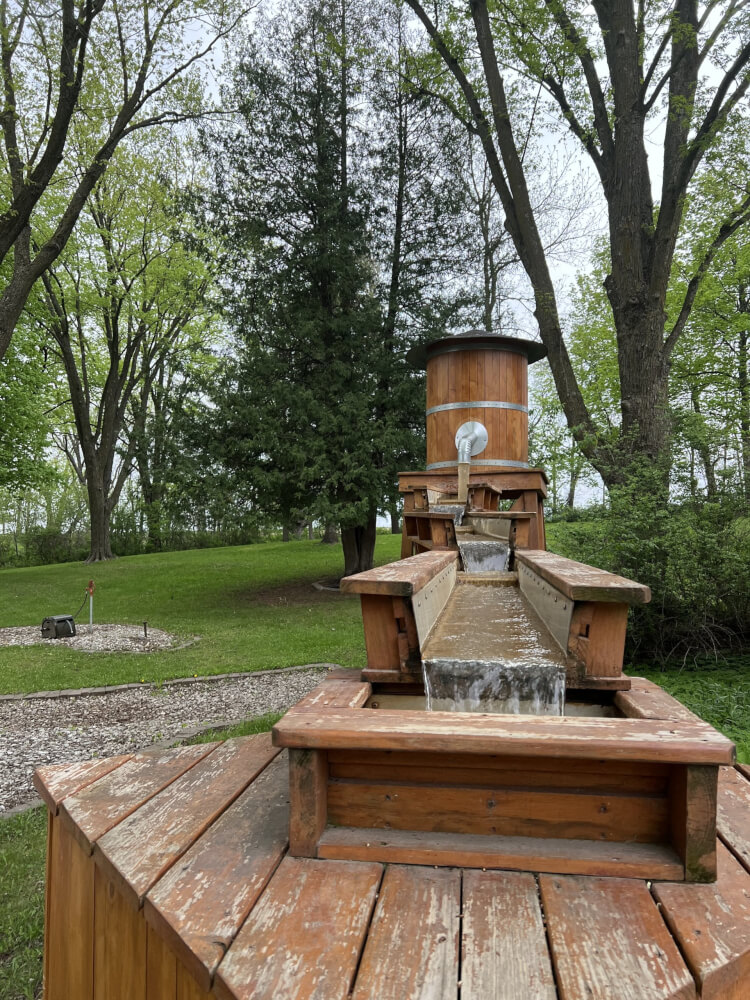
xmin=35 ymin=333 xmax=750 ymax=998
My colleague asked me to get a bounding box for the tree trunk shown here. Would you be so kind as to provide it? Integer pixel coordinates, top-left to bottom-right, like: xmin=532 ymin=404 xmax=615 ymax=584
xmin=322 ymin=522 xmax=339 ymax=544
xmin=738 ymin=289 xmax=750 ymax=497
xmin=390 ymin=503 xmax=400 ymax=534
xmin=341 ymin=512 xmax=377 ymax=577
xmin=690 ymin=390 xmax=717 ymax=500
xmin=86 ymin=478 xmax=114 ymax=563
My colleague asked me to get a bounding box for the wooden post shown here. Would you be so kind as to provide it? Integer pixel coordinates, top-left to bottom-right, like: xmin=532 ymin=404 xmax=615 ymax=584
xmin=669 ymin=764 xmax=718 ymax=882
xmin=288 ymin=749 xmax=328 ymax=858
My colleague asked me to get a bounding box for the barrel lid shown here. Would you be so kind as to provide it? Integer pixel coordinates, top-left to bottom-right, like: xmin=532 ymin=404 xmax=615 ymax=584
xmin=406 ymin=331 xmax=547 ymax=368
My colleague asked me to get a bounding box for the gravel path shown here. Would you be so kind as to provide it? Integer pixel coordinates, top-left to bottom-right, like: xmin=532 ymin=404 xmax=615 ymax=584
xmin=0 ymin=667 xmax=326 ymax=815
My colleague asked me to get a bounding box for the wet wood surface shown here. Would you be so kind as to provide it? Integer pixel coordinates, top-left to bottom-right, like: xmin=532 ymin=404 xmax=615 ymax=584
xmin=421 ymin=581 xmax=567 ymax=669
xmin=515 ymin=549 xmax=652 ymax=604
xmin=35 ymin=727 xmax=750 ymax=999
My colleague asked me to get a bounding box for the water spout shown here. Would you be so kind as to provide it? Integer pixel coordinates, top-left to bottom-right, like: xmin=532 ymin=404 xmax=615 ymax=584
xmin=431 ymin=504 xmax=465 ymax=526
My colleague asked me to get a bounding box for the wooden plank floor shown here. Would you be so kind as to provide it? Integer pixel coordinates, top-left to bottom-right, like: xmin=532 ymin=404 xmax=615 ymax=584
xmin=36 ymin=735 xmax=750 ymax=999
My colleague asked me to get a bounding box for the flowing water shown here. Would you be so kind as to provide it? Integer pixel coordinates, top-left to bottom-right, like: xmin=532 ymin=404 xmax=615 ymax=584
xmin=430 ymin=504 xmax=465 ymax=526
xmin=457 ymin=539 xmax=510 ymax=572
xmin=422 ymin=657 xmax=565 ymax=715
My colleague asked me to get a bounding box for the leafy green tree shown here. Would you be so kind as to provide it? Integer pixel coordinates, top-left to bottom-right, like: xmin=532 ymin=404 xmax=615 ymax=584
xmin=32 ymin=135 xmax=218 ymax=561
xmin=207 ymin=0 xmax=450 ymax=575
xmin=403 ymin=0 xmax=750 ymax=488
xmin=0 ymin=325 xmax=54 ymax=497
xmin=0 ymin=0 xmax=242 ymax=361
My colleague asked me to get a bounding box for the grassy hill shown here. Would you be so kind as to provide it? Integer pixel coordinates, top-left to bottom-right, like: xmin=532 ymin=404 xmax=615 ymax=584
xmin=0 ymin=536 xmax=402 ymax=695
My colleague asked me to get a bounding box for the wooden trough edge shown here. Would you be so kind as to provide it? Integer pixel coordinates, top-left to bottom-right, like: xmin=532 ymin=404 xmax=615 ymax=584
xmin=272 ymin=706 xmax=736 ymax=766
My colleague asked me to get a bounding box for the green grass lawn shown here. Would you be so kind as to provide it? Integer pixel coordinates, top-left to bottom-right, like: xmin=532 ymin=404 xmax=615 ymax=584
xmin=0 ymin=808 xmax=46 ymax=1000
xmin=639 ymin=655 xmax=750 ymax=763
xmin=0 ymin=536 xmax=402 ymax=695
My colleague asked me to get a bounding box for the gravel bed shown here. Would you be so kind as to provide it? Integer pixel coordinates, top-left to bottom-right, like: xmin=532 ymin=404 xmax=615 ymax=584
xmin=0 ymin=622 xmax=181 ymax=653
xmin=0 ymin=667 xmax=326 ymax=814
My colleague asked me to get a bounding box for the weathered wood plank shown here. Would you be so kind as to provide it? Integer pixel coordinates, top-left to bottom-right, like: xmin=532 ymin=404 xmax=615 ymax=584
xmin=340 ymin=549 xmax=457 ymax=596
xmin=318 ymin=827 xmax=684 ymax=880
xmin=213 ymin=857 xmax=381 ymax=1000
xmin=95 ymin=735 xmax=279 ymax=908
xmin=461 ymin=870 xmax=556 ymax=1000
xmin=328 ymin=752 xmax=670 ymax=794
xmin=515 ymin=549 xmax=651 ymax=604
xmin=286 ymin=679 xmax=372 ymax=711
xmin=615 ymin=677 xmax=703 ymax=723
xmin=327 ymin=779 xmax=669 ymax=843
xmin=540 ymin=874 xmax=696 ymax=999
xmin=288 ymin=747 xmax=327 ymax=857
xmin=273 ymin=707 xmax=736 ymax=765
xmin=360 ymin=593 xmax=402 ymax=671
xmin=654 ymin=842 xmax=750 ymax=999
xmin=351 ymin=865 xmax=460 ymax=1000
xmin=61 ymin=744 xmax=218 ymax=853
xmin=34 ymin=754 xmax=133 ymax=815
xmin=718 ymin=765 xmax=750 ymax=868
xmin=568 ymin=602 xmax=628 ymax=677
xmin=145 ymin=754 xmax=289 ymax=992
xmin=146 ymin=924 xmax=177 ymax=1000
xmin=46 ymin=814 xmax=95 ymax=1000
xmin=669 ymin=765 xmax=718 ymax=882
xmin=94 ymin=866 xmax=147 ymax=1000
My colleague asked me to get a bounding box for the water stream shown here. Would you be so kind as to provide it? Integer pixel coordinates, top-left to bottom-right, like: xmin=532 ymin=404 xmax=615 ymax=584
xmin=422 ymin=657 xmax=565 ymax=715
xmin=457 ymin=539 xmax=510 ymax=572
xmin=430 ymin=504 xmax=465 ymax=526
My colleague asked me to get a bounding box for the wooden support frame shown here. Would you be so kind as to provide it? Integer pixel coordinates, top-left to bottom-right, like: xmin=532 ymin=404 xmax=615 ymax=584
xmin=669 ymin=764 xmax=718 ymax=882
xmin=276 ymin=678 xmax=734 ymax=882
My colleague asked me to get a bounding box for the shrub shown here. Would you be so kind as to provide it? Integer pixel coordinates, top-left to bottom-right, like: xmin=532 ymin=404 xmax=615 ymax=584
xmin=553 ymin=466 xmax=750 ymax=663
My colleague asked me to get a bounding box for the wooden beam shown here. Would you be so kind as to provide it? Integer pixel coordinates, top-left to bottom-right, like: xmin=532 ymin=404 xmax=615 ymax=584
xmin=288 ymin=749 xmax=327 ymax=858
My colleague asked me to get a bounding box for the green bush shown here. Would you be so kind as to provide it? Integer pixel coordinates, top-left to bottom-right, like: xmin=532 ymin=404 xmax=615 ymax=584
xmin=553 ymin=466 xmax=750 ymax=663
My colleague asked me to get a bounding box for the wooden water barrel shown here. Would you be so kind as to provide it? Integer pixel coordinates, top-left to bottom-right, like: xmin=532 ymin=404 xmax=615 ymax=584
xmin=409 ymin=332 xmax=547 ymax=473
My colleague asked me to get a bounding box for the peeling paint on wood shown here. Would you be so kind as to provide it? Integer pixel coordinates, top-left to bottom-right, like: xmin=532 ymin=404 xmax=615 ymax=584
xmin=34 ymin=754 xmax=133 ymax=815
xmin=145 ymin=754 xmax=289 ymax=991
xmin=352 ymin=865 xmax=459 ymax=1000
xmin=340 ymin=550 xmax=457 ymax=596
xmin=541 ymin=874 xmax=696 ymax=999
xmin=461 ymin=870 xmax=556 ymax=1000
xmin=214 ymin=857 xmax=381 ymax=1000
xmin=61 ymin=744 xmax=219 ymax=853
xmin=654 ymin=843 xmax=750 ymax=999
xmin=273 ymin=708 xmax=736 ymax=765
xmin=94 ymin=735 xmax=279 ymax=907
xmin=515 ymin=549 xmax=651 ymax=604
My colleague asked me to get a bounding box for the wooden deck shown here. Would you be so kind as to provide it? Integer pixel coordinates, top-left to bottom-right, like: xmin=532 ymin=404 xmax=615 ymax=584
xmin=36 ymin=726 xmax=750 ymax=999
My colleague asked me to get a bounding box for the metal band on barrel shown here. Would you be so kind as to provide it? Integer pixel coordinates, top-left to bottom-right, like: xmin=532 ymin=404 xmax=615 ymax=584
xmin=426 ymin=400 xmax=528 ymax=415
xmin=425 ymin=459 xmax=530 ymax=470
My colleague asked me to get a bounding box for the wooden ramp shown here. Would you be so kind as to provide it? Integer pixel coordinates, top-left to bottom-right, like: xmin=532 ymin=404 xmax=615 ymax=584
xmin=36 ymin=729 xmax=750 ymax=999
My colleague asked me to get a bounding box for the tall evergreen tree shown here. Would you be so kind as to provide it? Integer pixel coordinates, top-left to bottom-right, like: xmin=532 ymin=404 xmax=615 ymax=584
xmin=207 ymin=0 xmax=396 ymax=575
